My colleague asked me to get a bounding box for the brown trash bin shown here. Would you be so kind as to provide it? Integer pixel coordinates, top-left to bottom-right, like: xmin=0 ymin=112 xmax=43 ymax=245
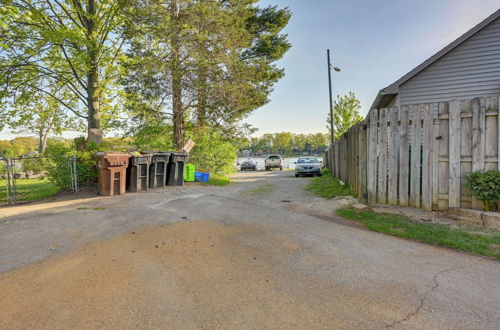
xmin=96 ymin=152 xmax=130 ymax=196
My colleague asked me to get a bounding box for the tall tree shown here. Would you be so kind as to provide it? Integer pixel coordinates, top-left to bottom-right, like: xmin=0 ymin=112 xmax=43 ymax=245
xmin=0 ymin=0 xmax=126 ymax=143
xmin=123 ymin=0 xmax=291 ymax=149
xmin=327 ymin=92 xmax=364 ymax=140
xmin=2 ymin=87 xmax=75 ymax=153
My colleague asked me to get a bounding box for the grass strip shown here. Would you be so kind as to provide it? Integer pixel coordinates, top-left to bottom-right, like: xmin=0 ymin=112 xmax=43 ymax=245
xmin=202 ymin=174 xmax=231 ymax=186
xmin=306 ymin=169 xmax=354 ymax=198
xmin=242 ymin=184 xmax=275 ymax=197
xmin=337 ymin=207 xmax=500 ymax=260
xmin=0 ymin=178 xmax=59 ymax=203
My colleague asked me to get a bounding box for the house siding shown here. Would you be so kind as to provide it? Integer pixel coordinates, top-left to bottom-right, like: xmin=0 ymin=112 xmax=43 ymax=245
xmin=399 ymin=17 xmax=500 ymax=105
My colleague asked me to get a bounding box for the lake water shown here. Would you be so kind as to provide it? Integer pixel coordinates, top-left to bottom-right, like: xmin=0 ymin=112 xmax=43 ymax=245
xmin=237 ymin=156 xmax=322 ymax=170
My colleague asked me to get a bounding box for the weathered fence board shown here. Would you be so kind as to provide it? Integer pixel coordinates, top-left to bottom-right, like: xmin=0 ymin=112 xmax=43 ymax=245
xmin=448 ymin=100 xmax=461 ymax=208
xmin=377 ymin=108 xmax=388 ymax=203
xmin=399 ymin=105 xmax=409 ymax=206
xmin=367 ymin=110 xmax=378 ymax=204
xmin=410 ymin=105 xmax=421 ymax=208
xmin=325 ymin=96 xmax=499 ymax=212
xmin=388 ymin=108 xmax=398 ymax=205
xmin=422 ymin=104 xmax=433 ymax=210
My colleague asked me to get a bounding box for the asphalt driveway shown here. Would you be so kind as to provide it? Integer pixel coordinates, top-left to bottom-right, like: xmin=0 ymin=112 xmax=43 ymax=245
xmin=0 ymin=171 xmax=499 ymax=329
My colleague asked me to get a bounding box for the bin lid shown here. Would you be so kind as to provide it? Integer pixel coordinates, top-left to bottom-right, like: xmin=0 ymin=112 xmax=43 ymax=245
xmin=96 ymin=152 xmax=130 ymax=167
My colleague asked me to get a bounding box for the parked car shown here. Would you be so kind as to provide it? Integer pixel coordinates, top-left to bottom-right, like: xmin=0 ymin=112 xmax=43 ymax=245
xmin=240 ymin=158 xmax=257 ymax=171
xmin=294 ymin=157 xmax=322 ymax=177
xmin=265 ymin=154 xmax=283 ymax=171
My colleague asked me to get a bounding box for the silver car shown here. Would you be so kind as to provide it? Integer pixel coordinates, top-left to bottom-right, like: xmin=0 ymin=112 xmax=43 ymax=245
xmin=294 ymin=157 xmax=322 ymax=177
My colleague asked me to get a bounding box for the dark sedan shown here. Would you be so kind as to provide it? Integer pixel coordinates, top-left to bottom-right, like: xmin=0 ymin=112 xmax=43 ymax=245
xmin=240 ymin=159 xmax=257 ymax=171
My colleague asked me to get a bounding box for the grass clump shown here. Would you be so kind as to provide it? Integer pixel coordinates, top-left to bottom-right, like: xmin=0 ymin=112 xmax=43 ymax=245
xmin=202 ymin=174 xmax=231 ymax=186
xmin=306 ymin=168 xmax=353 ymax=198
xmin=0 ymin=178 xmax=60 ymax=203
xmin=336 ymin=207 xmax=500 ymax=260
xmin=242 ymin=184 xmax=275 ymax=197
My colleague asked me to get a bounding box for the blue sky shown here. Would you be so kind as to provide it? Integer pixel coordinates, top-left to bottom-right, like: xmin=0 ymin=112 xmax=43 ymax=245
xmin=247 ymin=0 xmax=500 ymax=135
xmin=1 ymin=0 xmax=499 ymax=139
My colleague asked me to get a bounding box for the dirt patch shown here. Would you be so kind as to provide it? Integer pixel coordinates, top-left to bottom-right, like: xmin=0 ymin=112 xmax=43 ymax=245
xmin=0 ymin=220 xmax=410 ymax=329
xmin=287 ymin=195 xmax=357 ymax=217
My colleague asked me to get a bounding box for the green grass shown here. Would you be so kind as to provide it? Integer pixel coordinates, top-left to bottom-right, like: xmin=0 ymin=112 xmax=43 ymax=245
xmin=242 ymin=184 xmax=275 ymax=197
xmin=202 ymin=174 xmax=232 ymax=186
xmin=337 ymin=207 xmax=500 ymax=260
xmin=77 ymin=207 xmax=105 ymax=210
xmin=306 ymin=168 xmax=354 ymax=198
xmin=0 ymin=177 xmax=60 ymax=203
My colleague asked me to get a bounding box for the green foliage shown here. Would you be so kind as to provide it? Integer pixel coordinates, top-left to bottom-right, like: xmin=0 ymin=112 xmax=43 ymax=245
xmin=238 ymin=132 xmax=329 ymax=155
xmin=465 ymin=170 xmax=500 ymax=211
xmin=45 ymin=139 xmax=72 ymax=156
xmin=203 ymin=174 xmax=232 ymax=186
xmin=2 ymin=148 xmax=14 ymax=158
xmin=0 ymin=161 xmax=6 ymax=175
xmin=132 ymin=123 xmax=174 ymax=152
xmin=327 ymin=92 xmax=364 ymax=140
xmin=306 ymin=168 xmax=354 ymax=198
xmin=189 ymin=130 xmax=238 ymax=175
xmin=46 ymin=152 xmax=97 ymax=190
xmin=0 ymin=178 xmax=60 ymax=203
xmin=337 ymin=207 xmax=500 ymax=260
xmin=0 ymin=0 xmax=126 ymax=135
xmin=22 ymin=158 xmax=52 ymax=175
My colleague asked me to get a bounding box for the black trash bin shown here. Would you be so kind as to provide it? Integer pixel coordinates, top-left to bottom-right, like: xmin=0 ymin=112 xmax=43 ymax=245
xmin=127 ymin=154 xmax=152 ymax=192
xmin=148 ymin=152 xmax=171 ymax=188
xmin=167 ymin=152 xmax=188 ymax=186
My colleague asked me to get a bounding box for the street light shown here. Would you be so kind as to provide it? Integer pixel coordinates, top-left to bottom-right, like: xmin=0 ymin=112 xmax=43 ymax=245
xmin=327 ymin=49 xmax=340 ymax=146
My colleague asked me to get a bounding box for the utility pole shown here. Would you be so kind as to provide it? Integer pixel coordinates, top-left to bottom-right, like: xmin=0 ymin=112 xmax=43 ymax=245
xmin=327 ymin=49 xmax=334 ymax=146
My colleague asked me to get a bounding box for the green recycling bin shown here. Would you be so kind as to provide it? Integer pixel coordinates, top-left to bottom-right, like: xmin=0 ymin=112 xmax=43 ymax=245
xmin=184 ymin=164 xmax=195 ymax=182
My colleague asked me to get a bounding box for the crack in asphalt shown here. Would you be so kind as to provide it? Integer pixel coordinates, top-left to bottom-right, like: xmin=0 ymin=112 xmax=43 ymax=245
xmin=385 ymin=264 xmax=469 ymax=329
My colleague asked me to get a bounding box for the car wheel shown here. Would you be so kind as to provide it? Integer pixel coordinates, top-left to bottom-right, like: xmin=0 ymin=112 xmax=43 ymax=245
xmin=295 ymin=173 xmax=299 ymax=177
xmin=279 ymin=167 xmax=283 ymax=171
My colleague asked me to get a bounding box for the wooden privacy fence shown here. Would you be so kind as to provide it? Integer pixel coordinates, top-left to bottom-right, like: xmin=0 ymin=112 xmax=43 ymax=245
xmin=324 ymin=96 xmax=500 ymax=211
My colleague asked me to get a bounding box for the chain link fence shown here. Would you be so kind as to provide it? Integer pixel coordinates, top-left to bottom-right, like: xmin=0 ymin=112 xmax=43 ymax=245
xmin=0 ymin=155 xmax=87 ymax=205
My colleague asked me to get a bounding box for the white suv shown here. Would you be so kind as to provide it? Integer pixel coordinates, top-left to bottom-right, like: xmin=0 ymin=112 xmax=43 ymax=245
xmin=265 ymin=154 xmax=283 ymax=171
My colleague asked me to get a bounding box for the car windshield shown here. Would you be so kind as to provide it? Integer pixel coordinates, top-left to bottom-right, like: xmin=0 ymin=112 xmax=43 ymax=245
xmin=268 ymin=155 xmax=280 ymax=159
xmin=244 ymin=159 xmax=255 ymax=164
xmin=297 ymin=158 xmax=319 ymax=164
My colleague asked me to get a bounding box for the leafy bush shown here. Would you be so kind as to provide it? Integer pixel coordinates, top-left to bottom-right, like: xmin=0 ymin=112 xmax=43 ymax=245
xmin=46 ymin=152 xmax=98 ymax=190
xmin=22 ymin=157 xmax=52 ymax=174
xmin=189 ymin=130 xmax=237 ymax=175
xmin=465 ymin=170 xmax=500 ymax=211
xmin=132 ymin=122 xmax=174 ymax=152
xmin=1 ymin=148 xmax=14 ymax=158
xmin=0 ymin=161 xmax=6 ymax=176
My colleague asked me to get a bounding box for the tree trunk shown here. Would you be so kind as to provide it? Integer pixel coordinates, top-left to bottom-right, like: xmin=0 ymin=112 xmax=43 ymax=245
xmin=38 ymin=130 xmax=49 ymax=154
xmin=171 ymin=0 xmax=184 ymax=150
xmin=196 ymin=64 xmax=208 ymax=127
xmin=86 ymin=0 xmax=102 ymax=144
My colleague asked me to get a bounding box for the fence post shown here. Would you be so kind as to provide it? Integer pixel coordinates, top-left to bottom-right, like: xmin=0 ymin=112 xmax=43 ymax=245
xmin=69 ymin=156 xmax=79 ymax=193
